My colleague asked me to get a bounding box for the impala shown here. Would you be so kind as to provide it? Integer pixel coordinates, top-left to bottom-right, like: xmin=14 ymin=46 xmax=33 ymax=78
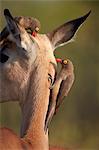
xmin=0 ymin=9 xmax=90 ymax=150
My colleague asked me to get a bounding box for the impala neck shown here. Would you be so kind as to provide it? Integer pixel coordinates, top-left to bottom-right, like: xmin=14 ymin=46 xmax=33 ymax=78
xmin=20 ymin=56 xmax=50 ymax=150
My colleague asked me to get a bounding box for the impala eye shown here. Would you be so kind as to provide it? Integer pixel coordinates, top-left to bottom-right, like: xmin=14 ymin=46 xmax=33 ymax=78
xmin=0 ymin=53 xmax=9 ymax=63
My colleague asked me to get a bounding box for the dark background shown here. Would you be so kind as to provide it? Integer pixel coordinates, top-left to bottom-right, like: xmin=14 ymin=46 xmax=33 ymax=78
xmin=0 ymin=1 xmax=99 ymax=149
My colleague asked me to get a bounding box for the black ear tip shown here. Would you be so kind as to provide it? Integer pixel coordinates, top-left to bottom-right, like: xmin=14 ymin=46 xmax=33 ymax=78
xmin=85 ymin=10 xmax=91 ymax=18
xmin=88 ymin=10 xmax=91 ymax=14
xmin=76 ymin=10 xmax=91 ymax=25
xmin=83 ymin=10 xmax=91 ymax=21
xmin=4 ymin=9 xmax=13 ymax=20
xmin=4 ymin=9 xmax=10 ymax=16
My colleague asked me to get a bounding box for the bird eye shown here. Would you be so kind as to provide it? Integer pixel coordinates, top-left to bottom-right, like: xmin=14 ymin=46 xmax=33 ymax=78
xmin=35 ymin=27 xmax=39 ymax=32
xmin=63 ymin=60 xmax=68 ymax=65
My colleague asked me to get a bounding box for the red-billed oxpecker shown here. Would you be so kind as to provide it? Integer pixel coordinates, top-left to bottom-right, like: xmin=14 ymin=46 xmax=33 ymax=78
xmin=45 ymin=59 xmax=74 ymax=132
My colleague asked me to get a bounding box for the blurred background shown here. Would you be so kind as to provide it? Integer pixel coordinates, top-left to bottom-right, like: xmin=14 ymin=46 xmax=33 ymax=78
xmin=0 ymin=1 xmax=99 ymax=149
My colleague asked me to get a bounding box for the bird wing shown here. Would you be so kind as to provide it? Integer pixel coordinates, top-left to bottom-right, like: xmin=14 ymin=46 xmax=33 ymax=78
xmin=55 ymin=72 xmax=74 ymax=113
xmin=44 ymin=62 xmax=58 ymax=133
xmin=44 ymin=79 xmax=61 ymax=133
xmin=44 ymin=94 xmax=56 ymax=133
xmin=0 ymin=17 xmax=41 ymax=41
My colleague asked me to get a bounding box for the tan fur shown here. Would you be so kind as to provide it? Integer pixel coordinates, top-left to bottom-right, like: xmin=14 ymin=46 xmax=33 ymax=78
xmin=0 ymin=22 xmax=56 ymax=149
xmin=1 ymin=9 xmax=89 ymax=149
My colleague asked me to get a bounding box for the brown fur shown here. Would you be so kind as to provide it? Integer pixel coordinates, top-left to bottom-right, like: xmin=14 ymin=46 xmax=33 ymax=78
xmin=0 ymin=9 xmax=90 ymax=149
xmin=0 ymin=23 xmax=56 ymax=150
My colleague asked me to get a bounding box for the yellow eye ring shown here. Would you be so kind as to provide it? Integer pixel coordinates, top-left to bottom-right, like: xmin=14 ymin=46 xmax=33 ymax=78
xmin=35 ymin=27 xmax=39 ymax=32
xmin=63 ymin=60 xmax=68 ymax=65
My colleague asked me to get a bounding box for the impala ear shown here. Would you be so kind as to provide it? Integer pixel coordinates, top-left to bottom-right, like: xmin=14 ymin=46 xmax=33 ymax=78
xmin=47 ymin=11 xmax=91 ymax=50
xmin=0 ymin=27 xmax=9 ymax=41
xmin=4 ymin=9 xmax=20 ymax=40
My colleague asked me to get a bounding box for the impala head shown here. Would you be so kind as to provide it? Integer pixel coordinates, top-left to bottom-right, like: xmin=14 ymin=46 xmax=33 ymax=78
xmin=0 ymin=9 xmax=90 ymax=103
xmin=0 ymin=9 xmax=39 ymax=102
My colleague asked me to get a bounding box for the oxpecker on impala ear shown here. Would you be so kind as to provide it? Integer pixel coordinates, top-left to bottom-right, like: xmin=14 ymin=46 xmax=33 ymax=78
xmin=47 ymin=11 xmax=91 ymax=50
xmin=0 ymin=9 xmax=41 ymax=41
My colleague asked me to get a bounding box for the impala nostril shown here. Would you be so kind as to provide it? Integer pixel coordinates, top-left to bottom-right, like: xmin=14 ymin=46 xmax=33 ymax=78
xmin=0 ymin=53 xmax=9 ymax=63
